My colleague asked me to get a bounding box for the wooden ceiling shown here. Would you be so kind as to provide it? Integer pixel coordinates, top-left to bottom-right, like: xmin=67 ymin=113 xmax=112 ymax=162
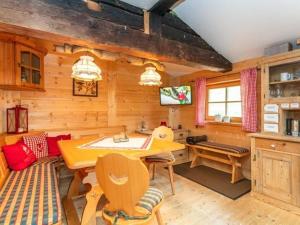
xmin=0 ymin=0 xmax=232 ymax=72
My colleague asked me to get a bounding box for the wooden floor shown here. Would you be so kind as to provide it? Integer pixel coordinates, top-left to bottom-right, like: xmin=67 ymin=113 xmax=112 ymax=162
xmin=65 ymin=167 xmax=300 ymax=225
xmin=149 ymin=168 xmax=300 ymax=225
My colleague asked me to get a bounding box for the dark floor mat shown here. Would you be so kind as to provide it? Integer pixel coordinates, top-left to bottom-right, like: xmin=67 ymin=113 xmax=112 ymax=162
xmin=173 ymin=162 xmax=251 ymax=200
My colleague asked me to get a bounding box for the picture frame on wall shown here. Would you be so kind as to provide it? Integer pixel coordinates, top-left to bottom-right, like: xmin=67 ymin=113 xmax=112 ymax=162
xmin=72 ymin=79 xmax=98 ymax=97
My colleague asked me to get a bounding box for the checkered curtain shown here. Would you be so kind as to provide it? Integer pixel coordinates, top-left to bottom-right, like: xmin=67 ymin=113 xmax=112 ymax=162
xmin=241 ymin=68 xmax=257 ymax=132
xmin=195 ymin=78 xmax=206 ymax=126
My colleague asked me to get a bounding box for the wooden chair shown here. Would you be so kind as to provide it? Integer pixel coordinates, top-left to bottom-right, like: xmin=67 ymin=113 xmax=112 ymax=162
xmin=95 ymin=153 xmax=164 ymax=225
xmin=145 ymin=126 xmax=176 ymax=195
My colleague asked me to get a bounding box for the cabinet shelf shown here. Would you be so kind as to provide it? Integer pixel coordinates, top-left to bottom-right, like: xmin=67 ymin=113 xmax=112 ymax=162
xmin=269 ymin=79 xmax=300 ymax=85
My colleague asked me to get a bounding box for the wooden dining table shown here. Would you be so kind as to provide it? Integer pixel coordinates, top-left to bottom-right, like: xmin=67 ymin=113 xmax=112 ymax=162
xmin=58 ymin=135 xmax=185 ymax=225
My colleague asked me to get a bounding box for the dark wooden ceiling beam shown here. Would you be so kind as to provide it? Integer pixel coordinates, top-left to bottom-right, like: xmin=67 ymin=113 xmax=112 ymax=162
xmin=150 ymin=0 xmax=183 ymax=16
xmin=0 ymin=0 xmax=232 ymax=71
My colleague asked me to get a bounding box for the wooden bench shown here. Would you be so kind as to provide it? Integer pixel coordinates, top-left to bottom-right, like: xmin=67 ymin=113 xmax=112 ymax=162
xmin=0 ymin=153 xmax=62 ymax=225
xmin=0 ymin=133 xmax=63 ymax=225
xmin=186 ymin=142 xmax=250 ymax=183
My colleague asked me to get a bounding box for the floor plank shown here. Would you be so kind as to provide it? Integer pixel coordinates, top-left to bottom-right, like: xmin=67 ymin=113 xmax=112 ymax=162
xmin=61 ymin=166 xmax=300 ymax=225
xmin=149 ymin=168 xmax=300 ymax=225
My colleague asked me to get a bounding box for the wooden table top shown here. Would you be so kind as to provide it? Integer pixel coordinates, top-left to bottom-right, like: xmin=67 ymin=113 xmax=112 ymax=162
xmin=59 ymin=136 xmax=185 ymax=170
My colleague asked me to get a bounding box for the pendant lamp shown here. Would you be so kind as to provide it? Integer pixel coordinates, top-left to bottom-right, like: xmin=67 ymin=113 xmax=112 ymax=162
xmin=139 ymin=66 xmax=162 ymax=86
xmin=72 ymin=56 xmax=102 ymax=81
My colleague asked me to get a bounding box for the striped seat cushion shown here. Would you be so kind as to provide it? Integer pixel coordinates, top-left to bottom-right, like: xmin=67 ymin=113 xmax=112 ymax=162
xmin=0 ymin=161 xmax=61 ymax=225
xmin=145 ymin=152 xmax=175 ymax=163
xmin=137 ymin=187 xmax=163 ymax=212
xmin=196 ymin=142 xmax=249 ymax=154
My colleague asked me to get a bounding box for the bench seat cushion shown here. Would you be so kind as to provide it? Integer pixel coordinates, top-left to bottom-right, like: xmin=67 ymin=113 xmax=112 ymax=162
xmin=196 ymin=141 xmax=249 ymax=154
xmin=0 ymin=161 xmax=61 ymax=225
xmin=137 ymin=187 xmax=163 ymax=212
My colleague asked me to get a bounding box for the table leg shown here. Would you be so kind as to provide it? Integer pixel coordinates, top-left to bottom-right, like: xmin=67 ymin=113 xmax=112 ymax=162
xmin=67 ymin=170 xmax=84 ymax=200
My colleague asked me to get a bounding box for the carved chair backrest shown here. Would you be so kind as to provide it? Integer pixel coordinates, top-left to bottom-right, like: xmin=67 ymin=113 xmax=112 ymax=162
xmin=95 ymin=153 xmax=149 ymax=215
xmin=152 ymin=126 xmax=174 ymax=141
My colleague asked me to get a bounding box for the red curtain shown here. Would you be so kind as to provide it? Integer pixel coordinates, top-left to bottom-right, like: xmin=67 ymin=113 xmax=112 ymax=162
xmin=195 ymin=78 xmax=206 ymax=126
xmin=240 ymin=68 xmax=257 ymax=132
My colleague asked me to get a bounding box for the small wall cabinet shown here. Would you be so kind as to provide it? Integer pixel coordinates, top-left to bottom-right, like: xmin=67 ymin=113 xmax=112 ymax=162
xmin=0 ymin=38 xmax=45 ymax=91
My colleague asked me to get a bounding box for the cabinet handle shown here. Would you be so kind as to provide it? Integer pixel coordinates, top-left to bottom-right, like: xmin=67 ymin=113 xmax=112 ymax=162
xmin=282 ymin=143 xmax=286 ymax=146
xmin=270 ymin=144 xmax=276 ymax=148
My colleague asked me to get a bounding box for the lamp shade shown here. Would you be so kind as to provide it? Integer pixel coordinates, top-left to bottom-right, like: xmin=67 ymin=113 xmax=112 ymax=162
xmin=72 ymin=56 xmax=102 ymax=81
xmin=139 ymin=66 xmax=162 ymax=86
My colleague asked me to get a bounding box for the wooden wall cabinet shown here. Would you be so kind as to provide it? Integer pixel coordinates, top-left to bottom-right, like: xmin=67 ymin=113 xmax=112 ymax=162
xmin=0 ymin=39 xmax=45 ymax=91
xmin=251 ymin=50 xmax=300 ymax=215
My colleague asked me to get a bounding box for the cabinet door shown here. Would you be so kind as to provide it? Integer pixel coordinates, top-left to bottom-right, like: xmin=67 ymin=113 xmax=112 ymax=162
xmin=15 ymin=43 xmax=44 ymax=89
xmin=258 ymin=149 xmax=300 ymax=205
xmin=0 ymin=40 xmax=15 ymax=86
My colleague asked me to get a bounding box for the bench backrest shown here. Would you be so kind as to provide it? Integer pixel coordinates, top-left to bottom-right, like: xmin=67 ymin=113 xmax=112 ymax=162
xmin=0 ymin=125 xmax=126 ymax=189
xmin=0 ymin=135 xmax=9 ymax=189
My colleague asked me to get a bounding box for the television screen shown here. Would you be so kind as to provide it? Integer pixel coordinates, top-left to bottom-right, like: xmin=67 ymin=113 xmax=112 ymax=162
xmin=160 ymin=86 xmax=192 ymax=105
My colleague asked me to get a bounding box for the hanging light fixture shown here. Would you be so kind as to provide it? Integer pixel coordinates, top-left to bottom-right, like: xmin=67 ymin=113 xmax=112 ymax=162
xmin=72 ymin=55 xmax=102 ymax=81
xmin=139 ymin=66 xmax=162 ymax=86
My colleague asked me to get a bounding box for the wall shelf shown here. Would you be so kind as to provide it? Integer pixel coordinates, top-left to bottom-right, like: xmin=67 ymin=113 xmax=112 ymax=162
xmin=269 ymin=79 xmax=300 ymax=85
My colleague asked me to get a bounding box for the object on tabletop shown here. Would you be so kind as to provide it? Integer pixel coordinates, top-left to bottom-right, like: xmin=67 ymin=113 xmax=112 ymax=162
xmin=140 ymin=120 xmax=147 ymax=131
xmin=113 ymin=132 xmax=129 ymax=143
xmin=6 ymin=105 xmax=28 ymax=134
xmin=160 ymin=121 xmax=167 ymax=126
xmin=280 ymin=72 xmax=293 ymax=81
xmin=223 ymin=116 xmax=231 ymax=123
xmin=186 ymin=135 xmax=207 ymax=145
xmin=214 ymin=114 xmax=222 ymax=122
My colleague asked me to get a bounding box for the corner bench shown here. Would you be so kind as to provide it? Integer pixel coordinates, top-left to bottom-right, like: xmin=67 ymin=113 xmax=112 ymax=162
xmin=0 ymin=147 xmax=62 ymax=225
xmin=186 ymin=142 xmax=250 ymax=183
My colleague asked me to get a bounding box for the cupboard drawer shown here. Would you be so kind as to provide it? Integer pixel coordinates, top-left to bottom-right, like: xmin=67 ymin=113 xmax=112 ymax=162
xmin=174 ymin=130 xmax=189 ymax=140
xmin=256 ymin=138 xmax=300 ymax=155
xmin=173 ymin=149 xmax=189 ymax=164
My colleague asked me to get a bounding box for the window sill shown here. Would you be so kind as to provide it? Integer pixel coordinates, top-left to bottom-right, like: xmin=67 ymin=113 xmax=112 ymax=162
xmin=205 ymin=121 xmax=242 ymax=127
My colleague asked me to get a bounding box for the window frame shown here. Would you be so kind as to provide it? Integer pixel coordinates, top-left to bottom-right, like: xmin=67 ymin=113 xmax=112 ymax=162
xmin=205 ymin=81 xmax=242 ymax=123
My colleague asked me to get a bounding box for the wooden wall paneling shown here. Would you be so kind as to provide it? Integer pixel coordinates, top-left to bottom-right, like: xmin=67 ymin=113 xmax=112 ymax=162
xmin=0 ymin=50 xmax=171 ymax=134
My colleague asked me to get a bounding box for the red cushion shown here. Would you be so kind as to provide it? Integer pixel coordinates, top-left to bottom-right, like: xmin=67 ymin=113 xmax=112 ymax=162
xmin=23 ymin=133 xmax=48 ymax=159
xmin=47 ymin=134 xmax=71 ymax=157
xmin=2 ymin=143 xmax=37 ymax=171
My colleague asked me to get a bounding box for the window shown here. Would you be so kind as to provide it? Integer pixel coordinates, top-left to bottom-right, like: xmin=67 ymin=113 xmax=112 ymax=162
xmin=206 ymin=82 xmax=242 ymax=122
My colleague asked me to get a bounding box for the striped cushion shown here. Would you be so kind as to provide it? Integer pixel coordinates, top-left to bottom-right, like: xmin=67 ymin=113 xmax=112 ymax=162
xmin=137 ymin=187 xmax=163 ymax=212
xmin=196 ymin=142 xmax=249 ymax=154
xmin=0 ymin=161 xmax=61 ymax=225
xmin=145 ymin=152 xmax=175 ymax=163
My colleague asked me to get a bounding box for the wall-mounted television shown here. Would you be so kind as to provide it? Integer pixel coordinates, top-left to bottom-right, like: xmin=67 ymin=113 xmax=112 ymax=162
xmin=160 ymin=86 xmax=192 ymax=105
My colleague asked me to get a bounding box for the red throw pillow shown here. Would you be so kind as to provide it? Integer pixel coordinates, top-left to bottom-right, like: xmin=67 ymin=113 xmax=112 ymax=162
xmin=23 ymin=133 xmax=48 ymax=159
xmin=2 ymin=143 xmax=37 ymax=171
xmin=47 ymin=134 xmax=71 ymax=157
